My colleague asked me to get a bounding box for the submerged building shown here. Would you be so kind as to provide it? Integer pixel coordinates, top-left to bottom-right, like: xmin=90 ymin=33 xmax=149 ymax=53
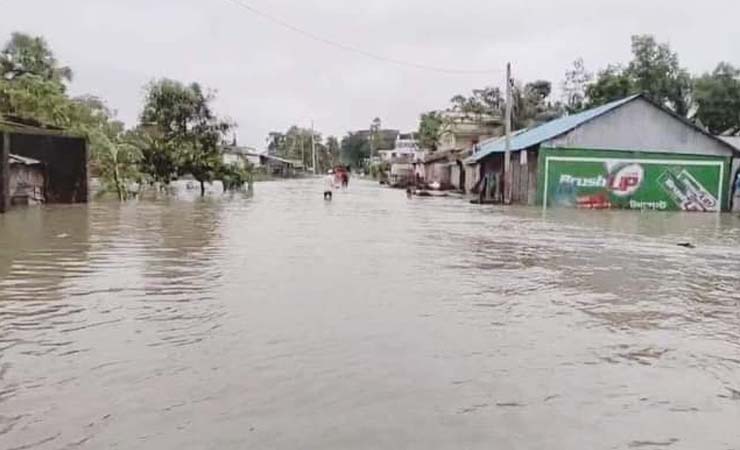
xmin=465 ymin=95 xmax=739 ymax=212
xmin=0 ymin=116 xmax=88 ymax=212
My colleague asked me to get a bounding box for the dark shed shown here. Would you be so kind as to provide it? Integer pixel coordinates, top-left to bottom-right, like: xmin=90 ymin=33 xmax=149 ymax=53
xmin=0 ymin=116 xmax=88 ymax=212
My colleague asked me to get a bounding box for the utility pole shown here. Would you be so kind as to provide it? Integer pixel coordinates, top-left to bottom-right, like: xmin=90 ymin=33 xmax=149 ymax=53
xmin=300 ymin=135 xmax=305 ymax=171
xmin=504 ymin=62 xmax=513 ymax=205
xmin=311 ymin=120 xmax=317 ymax=175
xmin=369 ymin=126 xmax=375 ymax=168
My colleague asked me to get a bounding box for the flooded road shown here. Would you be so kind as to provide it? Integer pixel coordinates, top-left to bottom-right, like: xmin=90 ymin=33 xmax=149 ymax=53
xmin=1 ymin=179 xmax=739 ymax=450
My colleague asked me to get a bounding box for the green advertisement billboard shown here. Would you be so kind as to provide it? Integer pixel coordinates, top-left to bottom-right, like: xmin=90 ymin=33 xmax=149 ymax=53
xmin=539 ymin=148 xmax=730 ymax=212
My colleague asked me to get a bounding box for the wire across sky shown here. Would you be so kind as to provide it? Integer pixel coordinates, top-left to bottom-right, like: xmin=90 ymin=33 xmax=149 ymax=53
xmin=222 ymin=0 xmax=504 ymax=76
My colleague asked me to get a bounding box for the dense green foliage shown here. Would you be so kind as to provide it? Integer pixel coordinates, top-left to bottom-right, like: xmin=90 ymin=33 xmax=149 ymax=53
xmin=0 ymin=32 xmax=252 ymax=199
xmin=566 ymin=35 xmax=739 ymax=132
xmin=217 ymin=162 xmax=253 ymax=191
xmin=693 ymin=63 xmax=740 ymax=134
xmin=1 ymin=32 xmax=72 ymax=84
xmin=418 ymin=111 xmax=446 ymax=152
xmin=267 ymin=126 xmax=340 ymax=173
xmin=340 ymin=131 xmax=370 ymax=168
xmin=580 ymin=35 xmax=694 ymax=117
xmin=140 ymin=79 xmax=233 ymax=195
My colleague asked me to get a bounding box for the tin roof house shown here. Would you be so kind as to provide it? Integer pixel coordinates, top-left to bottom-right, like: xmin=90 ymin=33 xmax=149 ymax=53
xmin=465 ymin=95 xmax=739 ymax=212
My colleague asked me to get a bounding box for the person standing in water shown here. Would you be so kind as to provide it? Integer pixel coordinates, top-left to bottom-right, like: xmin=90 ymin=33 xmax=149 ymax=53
xmin=341 ymin=170 xmax=349 ymax=188
xmin=324 ymin=170 xmax=335 ymax=200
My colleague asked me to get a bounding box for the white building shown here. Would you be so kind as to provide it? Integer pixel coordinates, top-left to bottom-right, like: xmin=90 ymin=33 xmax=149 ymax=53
xmin=378 ymin=132 xmax=421 ymax=162
xmin=438 ymin=111 xmax=503 ymax=153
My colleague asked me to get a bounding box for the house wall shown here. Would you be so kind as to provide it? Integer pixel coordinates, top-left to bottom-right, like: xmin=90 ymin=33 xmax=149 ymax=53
xmin=450 ymin=165 xmax=461 ymax=190
xmin=464 ymin=164 xmax=479 ymax=193
xmin=549 ymin=98 xmax=734 ymax=157
xmin=0 ymin=132 xmax=8 ymax=212
xmin=537 ymin=147 xmax=731 ymax=212
xmin=9 ymin=133 xmax=87 ymax=203
xmin=509 ymin=149 xmax=539 ymax=205
xmin=425 ymin=162 xmax=451 ymax=187
xmin=730 ymin=157 xmax=740 ymax=211
xmin=246 ymin=155 xmax=261 ymax=167
xmin=9 ymin=164 xmax=45 ymax=205
xmin=223 ymin=153 xmax=244 ymax=168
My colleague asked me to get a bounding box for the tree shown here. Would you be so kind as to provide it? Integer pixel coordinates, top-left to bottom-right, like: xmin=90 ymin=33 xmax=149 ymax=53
xmin=140 ymin=79 xmax=232 ymax=195
xmin=369 ymin=117 xmax=382 ymax=160
xmin=562 ymin=58 xmax=592 ymax=113
xmin=0 ymin=32 xmax=72 ymax=84
xmin=626 ymin=35 xmax=692 ymax=116
xmin=341 ymin=132 xmax=370 ymax=167
xmin=584 ymin=35 xmax=692 ymax=116
xmin=217 ymin=161 xmax=252 ymax=191
xmin=418 ymin=111 xmax=447 ymax=151
xmin=525 ymin=80 xmax=552 ymax=102
xmin=68 ymin=96 xmax=142 ymax=200
xmin=268 ymin=126 xmax=314 ymax=168
xmin=323 ymin=135 xmax=341 ymax=170
xmin=693 ymin=62 xmax=740 ymax=134
xmin=585 ymin=64 xmax=634 ymax=107
xmin=502 ymin=80 xmax=563 ymax=130
xmin=449 ymin=82 xmax=560 ymax=131
xmin=449 ymin=87 xmax=503 ymax=120
xmin=0 ymin=74 xmax=71 ymax=125
xmin=91 ymin=127 xmax=143 ymax=201
xmin=267 ymin=131 xmax=285 ymax=155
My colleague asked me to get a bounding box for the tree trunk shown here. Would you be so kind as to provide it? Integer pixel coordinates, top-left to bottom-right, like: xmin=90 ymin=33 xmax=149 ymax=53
xmin=113 ymin=163 xmax=125 ymax=201
xmin=200 ymin=180 xmax=205 ymax=197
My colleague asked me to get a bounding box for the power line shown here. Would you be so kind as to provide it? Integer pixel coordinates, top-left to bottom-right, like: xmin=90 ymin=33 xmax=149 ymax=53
xmin=222 ymin=0 xmax=503 ymax=76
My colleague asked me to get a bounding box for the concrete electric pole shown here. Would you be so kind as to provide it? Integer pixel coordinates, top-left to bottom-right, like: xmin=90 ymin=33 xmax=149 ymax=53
xmin=504 ymin=62 xmax=513 ymax=205
xmin=311 ymin=121 xmax=317 ymax=175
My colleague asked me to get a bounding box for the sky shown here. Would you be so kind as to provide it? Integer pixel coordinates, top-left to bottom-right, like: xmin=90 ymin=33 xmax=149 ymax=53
xmin=3 ymin=0 xmax=739 ymax=149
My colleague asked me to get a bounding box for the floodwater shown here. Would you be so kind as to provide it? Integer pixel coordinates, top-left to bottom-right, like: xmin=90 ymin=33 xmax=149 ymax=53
xmin=1 ymin=179 xmax=739 ymax=450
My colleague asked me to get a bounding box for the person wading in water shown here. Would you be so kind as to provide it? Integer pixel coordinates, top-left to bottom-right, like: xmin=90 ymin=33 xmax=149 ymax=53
xmin=324 ymin=170 xmax=335 ymax=200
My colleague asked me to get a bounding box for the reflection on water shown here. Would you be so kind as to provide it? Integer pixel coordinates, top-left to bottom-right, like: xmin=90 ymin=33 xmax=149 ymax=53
xmin=1 ymin=179 xmax=739 ymax=449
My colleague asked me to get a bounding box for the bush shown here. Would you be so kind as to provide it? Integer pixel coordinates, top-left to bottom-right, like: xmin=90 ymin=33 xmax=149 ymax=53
xmin=217 ymin=163 xmax=252 ymax=191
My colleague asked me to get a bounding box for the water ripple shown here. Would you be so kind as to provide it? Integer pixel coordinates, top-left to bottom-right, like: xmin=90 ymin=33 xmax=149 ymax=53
xmin=1 ymin=181 xmax=739 ymax=449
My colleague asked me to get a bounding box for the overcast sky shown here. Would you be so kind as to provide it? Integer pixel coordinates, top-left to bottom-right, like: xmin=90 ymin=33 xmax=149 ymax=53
xmin=3 ymin=0 xmax=739 ymax=148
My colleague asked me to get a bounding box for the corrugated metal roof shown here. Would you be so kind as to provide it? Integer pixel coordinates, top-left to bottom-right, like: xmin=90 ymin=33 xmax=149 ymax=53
xmin=466 ymin=95 xmax=641 ymax=164
xmin=261 ymin=154 xmax=301 ymax=166
xmin=222 ymin=145 xmax=259 ymax=156
xmin=720 ymin=136 xmax=740 ymax=151
xmin=0 ymin=115 xmax=71 ymax=136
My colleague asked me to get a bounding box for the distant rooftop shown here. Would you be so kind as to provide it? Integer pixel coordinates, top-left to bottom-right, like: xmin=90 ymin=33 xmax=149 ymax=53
xmin=222 ymin=145 xmax=260 ymax=156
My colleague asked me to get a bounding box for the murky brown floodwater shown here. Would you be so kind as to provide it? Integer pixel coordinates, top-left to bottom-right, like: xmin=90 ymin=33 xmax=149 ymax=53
xmin=1 ymin=179 xmax=739 ymax=450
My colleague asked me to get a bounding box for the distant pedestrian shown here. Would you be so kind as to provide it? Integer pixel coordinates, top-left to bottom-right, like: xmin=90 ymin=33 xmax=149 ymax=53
xmin=324 ymin=170 xmax=335 ymax=200
xmin=341 ymin=171 xmax=349 ymax=188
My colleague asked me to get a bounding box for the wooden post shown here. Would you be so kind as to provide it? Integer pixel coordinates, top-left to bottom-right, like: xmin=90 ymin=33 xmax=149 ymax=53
xmin=504 ymin=62 xmax=513 ymax=205
xmin=0 ymin=132 xmax=9 ymax=213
